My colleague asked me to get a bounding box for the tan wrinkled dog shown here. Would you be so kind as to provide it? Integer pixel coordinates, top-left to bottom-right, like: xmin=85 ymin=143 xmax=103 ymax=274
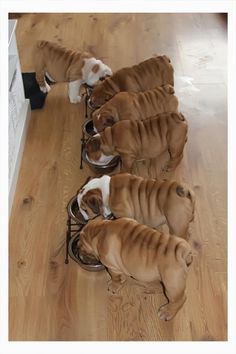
xmin=77 ymin=174 xmax=195 ymax=239
xmin=92 ymin=84 xmax=178 ymax=132
xmin=85 ymin=112 xmax=188 ymax=173
xmin=77 ymin=217 xmax=193 ymax=321
xmin=88 ymin=55 xmax=174 ymax=109
xmin=34 ymin=40 xmax=112 ymax=103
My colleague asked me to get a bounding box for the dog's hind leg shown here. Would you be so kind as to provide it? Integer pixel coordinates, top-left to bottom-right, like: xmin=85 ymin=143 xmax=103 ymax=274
xmin=163 ymin=140 xmax=185 ymax=171
xmin=163 ymin=120 xmax=188 ymax=172
xmin=107 ymin=268 xmax=127 ymax=294
xmin=35 ymin=52 xmax=51 ymax=93
xmin=120 ymin=155 xmax=135 ymax=173
xmin=158 ymin=266 xmax=187 ymax=321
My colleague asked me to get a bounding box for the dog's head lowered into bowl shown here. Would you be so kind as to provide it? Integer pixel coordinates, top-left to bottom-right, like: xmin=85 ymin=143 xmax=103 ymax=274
xmin=68 ymin=230 xmax=105 ymax=272
xmin=92 ymin=107 xmax=118 ymax=133
xmin=82 ymin=135 xmax=120 ymax=174
xmin=82 ymin=119 xmax=97 ymax=139
xmin=85 ymin=135 xmax=116 ymax=165
xmin=76 ymin=175 xmax=114 ymax=221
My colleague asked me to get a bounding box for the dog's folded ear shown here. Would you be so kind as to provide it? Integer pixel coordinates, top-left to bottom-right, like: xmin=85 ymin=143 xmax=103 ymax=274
xmin=85 ymin=137 xmax=101 ymax=152
xmin=92 ymin=63 xmax=100 ymax=74
xmin=87 ymin=193 xmax=103 ymax=214
xmin=163 ymin=84 xmax=175 ymax=94
xmin=103 ymin=115 xmax=117 ymax=128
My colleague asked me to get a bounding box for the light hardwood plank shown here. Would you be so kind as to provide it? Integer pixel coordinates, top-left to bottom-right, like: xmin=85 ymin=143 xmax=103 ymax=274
xmin=9 ymin=13 xmax=227 ymax=341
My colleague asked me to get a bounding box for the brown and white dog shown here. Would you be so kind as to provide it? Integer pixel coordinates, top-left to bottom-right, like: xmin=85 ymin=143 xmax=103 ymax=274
xmin=34 ymin=40 xmax=112 ymax=103
xmin=88 ymin=55 xmax=174 ymax=109
xmin=77 ymin=217 xmax=193 ymax=320
xmin=77 ymin=173 xmax=195 ymax=239
xmin=85 ymin=112 xmax=188 ymax=173
xmin=92 ymin=84 xmax=178 ymax=132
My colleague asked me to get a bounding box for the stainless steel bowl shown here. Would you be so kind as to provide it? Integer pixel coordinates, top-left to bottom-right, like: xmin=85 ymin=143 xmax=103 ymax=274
xmin=82 ymin=149 xmax=120 ymax=174
xmin=82 ymin=119 xmax=96 ymax=140
xmin=67 ymin=196 xmax=87 ymax=225
xmin=68 ymin=232 xmax=105 ymax=272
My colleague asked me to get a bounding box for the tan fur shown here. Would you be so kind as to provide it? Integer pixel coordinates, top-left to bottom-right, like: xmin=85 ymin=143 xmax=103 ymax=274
xmin=78 ymin=173 xmax=195 ymax=239
xmin=89 ymin=55 xmax=174 ymax=108
xmin=92 ymin=84 xmax=178 ymax=132
xmin=77 ymin=217 xmax=193 ymax=320
xmin=34 ymin=40 xmax=92 ymax=86
xmin=86 ymin=112 xmax=188 ymax=173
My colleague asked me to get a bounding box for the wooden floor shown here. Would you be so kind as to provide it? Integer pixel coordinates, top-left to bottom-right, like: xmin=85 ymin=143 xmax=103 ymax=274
xmin=9 ymin=13 xmax=227 ymax=341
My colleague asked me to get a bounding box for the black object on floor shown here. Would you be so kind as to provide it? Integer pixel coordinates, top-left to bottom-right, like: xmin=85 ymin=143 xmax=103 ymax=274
xmin=22 ymin=72 xmax=53 ymax=110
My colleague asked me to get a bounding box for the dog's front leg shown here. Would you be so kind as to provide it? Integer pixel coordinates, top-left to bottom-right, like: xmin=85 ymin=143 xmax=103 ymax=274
xmin=120 ymin=155 xmax=135 ymax=173
xmin=107 ymin=269 xmax=127 ymax=294
xmin=68 ymin=79 xmax=83 ymax=103
xmin=36 ymin=69 xmax=51 ymax=94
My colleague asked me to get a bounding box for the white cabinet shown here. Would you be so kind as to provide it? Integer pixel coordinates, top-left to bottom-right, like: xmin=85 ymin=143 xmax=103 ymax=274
xmin=9 ymin=19 xmax=30 ymax=212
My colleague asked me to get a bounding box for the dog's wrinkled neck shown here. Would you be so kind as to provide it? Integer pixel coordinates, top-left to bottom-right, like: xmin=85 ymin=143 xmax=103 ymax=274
xmin=100 ymin=128 xmax=117 ymax=155
xmin=103 ymin=76 xmax=118 ymax=96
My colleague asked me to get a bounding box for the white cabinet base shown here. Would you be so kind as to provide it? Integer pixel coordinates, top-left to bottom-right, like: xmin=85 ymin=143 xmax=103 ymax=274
xmin=9 ymin=100 xmax=30 ymax=213
xmin=9 ymin=19 xmax=31 ymax=214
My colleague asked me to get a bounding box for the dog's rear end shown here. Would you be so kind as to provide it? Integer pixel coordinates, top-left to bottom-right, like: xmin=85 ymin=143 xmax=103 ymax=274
xmin=76 ymin=217 xmax=193 ymax=320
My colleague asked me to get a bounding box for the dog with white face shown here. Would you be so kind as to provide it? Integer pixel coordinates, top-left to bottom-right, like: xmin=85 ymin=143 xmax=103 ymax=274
xmin=34 ymin=40 xmax=112 ymax=103
xmin=85 ymin=134 xmax=115 ymax=166
xmin=77 ymin=175 xmax=112 ymax=220
xmin=77 ymin=173 xmax=195 ymax=240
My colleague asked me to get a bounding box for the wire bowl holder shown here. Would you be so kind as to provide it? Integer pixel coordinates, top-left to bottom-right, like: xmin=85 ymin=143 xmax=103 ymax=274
xmin=65 ymin=195 xmax=105 ymax=271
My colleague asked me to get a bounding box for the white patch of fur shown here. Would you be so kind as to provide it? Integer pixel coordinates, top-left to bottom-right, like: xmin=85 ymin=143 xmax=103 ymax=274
xmin=77 ymin=175 xmax=112 ymax=219
xmin=68 ymin=80 xmax=82 ymax=103
xmin=40 ymin=81 xmax=51 ymax=93
xmin=82 ymin=58 xmax=112 ymax=87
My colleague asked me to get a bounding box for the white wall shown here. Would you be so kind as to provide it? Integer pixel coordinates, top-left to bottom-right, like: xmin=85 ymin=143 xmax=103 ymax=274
xmin=8 ymin=20 xmax=30 ymax=213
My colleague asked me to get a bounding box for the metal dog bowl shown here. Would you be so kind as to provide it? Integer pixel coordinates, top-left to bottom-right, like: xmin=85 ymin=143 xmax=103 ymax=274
xmin=82 ymin=119 xmax=97 ymax=139
xmin=68 ymin=231 xmax=105 ymax=272
xmin=67 ymin=196 xmax=87 ymax=225
xmin=82 ymin=149 xmax=120 ymax=174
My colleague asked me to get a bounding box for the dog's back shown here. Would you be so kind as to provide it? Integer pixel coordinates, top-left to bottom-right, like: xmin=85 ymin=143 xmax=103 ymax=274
xmin=109 ymin=173 xmax=194 ymax=237
xmin=81 ymin=217 xmax=192 ymax=282
xmin=89 ymin=55 xmax=174 ymax=108
xmin=35 ymin=40 xmax=91 ymax=82
xmin=102 ymin=112 xmax=187 ymax=160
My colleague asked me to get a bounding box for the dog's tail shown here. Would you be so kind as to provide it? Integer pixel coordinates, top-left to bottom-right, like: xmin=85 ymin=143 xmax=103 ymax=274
xmin=162 ymin=55 xmax=171 ymax=63
xmin=176 ymin=183 xmax=195 ymax=222
xmin=171 ymin=112 xmax=186 ymax=123
xmin=176 ymin=184 xmax=195 ymax=203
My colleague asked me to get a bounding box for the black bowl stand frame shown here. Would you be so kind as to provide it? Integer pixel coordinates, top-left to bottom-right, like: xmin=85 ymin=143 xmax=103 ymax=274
xmin=80 ymin=84 xmax=93 ymax=170
xmin=65 ymin=215 xmax=84 ymax=264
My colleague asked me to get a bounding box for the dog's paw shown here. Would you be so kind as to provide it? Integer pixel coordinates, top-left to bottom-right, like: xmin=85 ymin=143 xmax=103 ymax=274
xmin=162 ymin=164 xmax=171 ymax=172
xmin=157 ymin=303 xmax=176 ymax=321
xmin=107 ymin=280 xmax=124 ymax=294
xmin=107 ymin=281 xmax=118 ymax=294
xmin=40 ymin=86 xmax=48 ymax=93
xmin=40 ymin=82 xmax=51 ymax=93
xmin=69 ymin=95 xmax=82 ymax=104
